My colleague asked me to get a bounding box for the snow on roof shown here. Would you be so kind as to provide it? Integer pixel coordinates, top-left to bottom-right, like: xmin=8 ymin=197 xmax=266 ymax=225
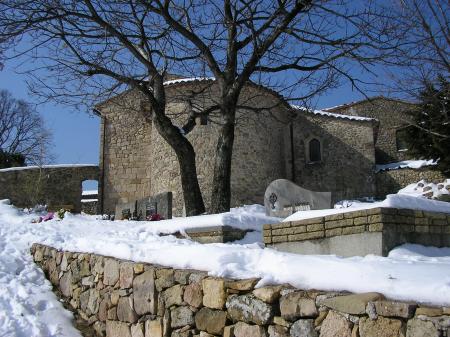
xmin=291 ymin=105 xmax=376 ymax=122
xmin=163 ymin=77 xmax=215 ymax=86
xmin=0 ymin=164 xmax=97 ymax=173
xmin=375 ymin=159 xmax=437 ymax=172
xmin=322 ymin=96 xmax=416 ymax=112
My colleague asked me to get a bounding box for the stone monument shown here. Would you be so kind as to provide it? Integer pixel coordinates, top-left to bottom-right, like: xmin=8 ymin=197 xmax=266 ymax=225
xmin=264 ymin=179 xmax=331 ymax=217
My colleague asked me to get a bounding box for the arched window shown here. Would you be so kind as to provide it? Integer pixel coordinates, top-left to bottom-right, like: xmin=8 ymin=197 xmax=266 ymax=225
xmin=309 ymin=138 xmax=321 ymax=162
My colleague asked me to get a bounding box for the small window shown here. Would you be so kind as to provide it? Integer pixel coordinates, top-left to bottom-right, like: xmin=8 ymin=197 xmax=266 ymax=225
xmin=396 ymin=128 xmax=409 ymax=152
xmin=309 ymin=138 xmax=321 ymax=162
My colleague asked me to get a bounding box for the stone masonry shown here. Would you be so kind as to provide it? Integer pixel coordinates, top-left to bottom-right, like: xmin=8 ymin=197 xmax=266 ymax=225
xmin=323 ymin=97 xmax=416 ymax=164
xmin=0 ymin=165 xmax=99 ymax=213
xmin=96 ymin=79 xmax=381 ymax=215
xmin=32 ymin=243 xmax=450 ymax=337
xmin=264 ymin=207 xmax=450 ymax=256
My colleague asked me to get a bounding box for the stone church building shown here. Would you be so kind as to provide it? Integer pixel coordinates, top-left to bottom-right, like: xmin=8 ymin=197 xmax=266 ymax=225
xmin=94 ymin=77 xmax=436 ymax=216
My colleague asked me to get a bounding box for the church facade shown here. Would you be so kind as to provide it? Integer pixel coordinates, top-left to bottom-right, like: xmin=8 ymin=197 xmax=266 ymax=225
xmin=94 ymin=78 xmax=429 ymax=216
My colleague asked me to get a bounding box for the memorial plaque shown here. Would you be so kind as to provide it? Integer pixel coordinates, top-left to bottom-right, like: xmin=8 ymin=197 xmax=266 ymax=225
xmin=145 ymin=201 xmax=157 ymax=218
xmin=114 ymin=201 xmax=137 ymax=220
xmin=264 ymin=179 xmax=331 ymax=217
xmin=135 ymin=191 xmax=173 ymax=221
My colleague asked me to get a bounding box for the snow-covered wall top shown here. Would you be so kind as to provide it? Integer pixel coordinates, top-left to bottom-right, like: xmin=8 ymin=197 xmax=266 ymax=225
xmin=0 ymin=164 xmax=98 ymax=173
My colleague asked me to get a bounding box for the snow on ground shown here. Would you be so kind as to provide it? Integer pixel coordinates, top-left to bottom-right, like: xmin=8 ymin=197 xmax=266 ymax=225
xmin=0 ymin=201 xmax=82 ymax=337
xmin=285 ymin=193 xmax=450 ymax=222
xmin=0 ymin=198 xmax=450 ymax=337
xmin=375 ymin=159 xmax=437 ymax=172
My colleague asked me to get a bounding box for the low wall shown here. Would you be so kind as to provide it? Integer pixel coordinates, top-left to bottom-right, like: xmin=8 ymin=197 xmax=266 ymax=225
xmin=0 ymin=165 xmax=99 ymax=212
xmin=32 ymin=243 xmax=450 ymax=337
xmin=263 ymin=208 xmax=450 ymax=257
xmin=376 ymin=167 xmax=446 ymax=199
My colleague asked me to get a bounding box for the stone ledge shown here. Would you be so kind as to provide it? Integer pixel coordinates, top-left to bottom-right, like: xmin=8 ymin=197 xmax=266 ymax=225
xmin=264 ymin=207 xmax=450 ymax=256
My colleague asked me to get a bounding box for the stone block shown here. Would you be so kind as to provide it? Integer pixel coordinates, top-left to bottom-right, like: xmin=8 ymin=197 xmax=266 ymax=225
xmin=186 ymin=225 xmax=248 ymax=244
xmin=120 ymin=262 xmax=135 ymax=289
xmin=226 ymin=294 xmax=275 ymax=325
xmin=359 ymin=317 xmax=405 ymax=337
xmin=131 ymin=323 xmax=144 ymax=337
xmin=60 ymin=271 xmax=73 ymax=297
xmin=415 ymin=307 xmax=443 ymax=317
xmin=289 ymin=319 xmax=317 ymax=337
xmin=342 ymin=225 xmax=366 ymax=235
xmin=253 ymin=285 xmax=283 ymax=304
xmin=325 ymin=219 xmax=349 ymax=229
xmin=374 ymin=301 xmax=416 ymax=319
xmin=133 ymin=270 xmax=157 ymax=315
xmin=163 ymin=284 xmax=184 ymax=308
xmin=202 ymin=278 xmax=226 ymax=309
xmin=106 ymin=320 xmax=132 ymax=337
xmin=155 ymin=268 xmax=175 ymax=291
xmin=273 ymin=235 xmax=288 ymax=243
xmin=234 ymin=321 xmax=268 ymax=337
xmin=194 ymin=307 xmax=227 ymax=335
xmin=184 ymin=282 xmax=203 ymax=308
xmin=226 ymin=278 xmax=259 ymax=291
xmin=279 ymin=292 xmax=318 ymax=321
xmin=321 ymin=293 xmax=383 ymax=315
xmin=117 ymin=296 xmax=139 ymax=323
xmin=319 ymin=311 xmax=352 ymax=337
xmin=174 ymin=270 xmax=191 ymax=285
xmin=353 ymin=216 xmax=368 ymax=225
xmin=104 ymin=258 xmax=120 ymax=286
xmin=325 ymin=228 xmax=342 ymax=237
xmin=145 ymin=318 xmax=163 ymax=337
xmin=170 ymin=306 xmax=194 ymax=328
xmin=406 ymin=318 xmax=439 ymax=337
xmin=307 ymin=223 xmax=324 ymax=232
xmin=267 ymin=325 xmax=289 ymax=337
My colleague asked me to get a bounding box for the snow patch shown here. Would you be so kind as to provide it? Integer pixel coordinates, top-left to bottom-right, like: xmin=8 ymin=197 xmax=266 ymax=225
xmin=285 ymin=194 xmax=450 ymax=222
xmin=376 ymin=159 xmax=438 ymax=172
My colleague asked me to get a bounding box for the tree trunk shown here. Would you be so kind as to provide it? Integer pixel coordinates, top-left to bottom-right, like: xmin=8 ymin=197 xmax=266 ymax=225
xmin=151 ymin=109 xmax=205 ymax=216
xmin=210 ymin=104 xmax=236 ymax=213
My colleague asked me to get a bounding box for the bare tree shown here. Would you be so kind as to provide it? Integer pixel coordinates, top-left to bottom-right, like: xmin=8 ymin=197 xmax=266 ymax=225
xmin=0 ymin=89 xmax=53 ymax=166
xmin=382 ymin=0 xmax=449 ymax=95
xmin=0 ymin=1 xmax=396 ymax=213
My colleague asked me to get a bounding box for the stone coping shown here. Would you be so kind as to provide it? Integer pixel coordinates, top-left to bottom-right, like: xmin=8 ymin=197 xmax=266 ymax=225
xmin=32 ymin=243 xmax=450 ymax=337
xmin=263 ymin=207 xmax=450 ymax=245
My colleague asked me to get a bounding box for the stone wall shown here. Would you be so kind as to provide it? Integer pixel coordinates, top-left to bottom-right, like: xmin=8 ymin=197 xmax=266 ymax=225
xmin=264 ymin=207 xmax=450 ymax=256
xmin=32 ymin=243 xmax=450 ymax=337
xmin=98 ymin=81 xmax=290 ymax=216
xmin=376 ymin=168 xmax=447 ymax=199
xmin=290 ymin=113 xmax=377 ymax=203
xmin=323 ymin=97 xmax=416 ymax=164
xmin=96 ymin=90 xmax=153 ymax=214
xmin=0 ymin=165 xmax=99 ymax=212
xmin=97 ymin=80 xmax=381 ymax=216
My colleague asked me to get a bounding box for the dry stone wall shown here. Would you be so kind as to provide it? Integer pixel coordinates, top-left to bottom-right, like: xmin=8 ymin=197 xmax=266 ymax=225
xmin=32 ymin=243 xmax=450 ymax=337
xmin=376 ymin=168 xmax=447 ymax=199
xmin=0 ymin=165 xmax=99 ymax=213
